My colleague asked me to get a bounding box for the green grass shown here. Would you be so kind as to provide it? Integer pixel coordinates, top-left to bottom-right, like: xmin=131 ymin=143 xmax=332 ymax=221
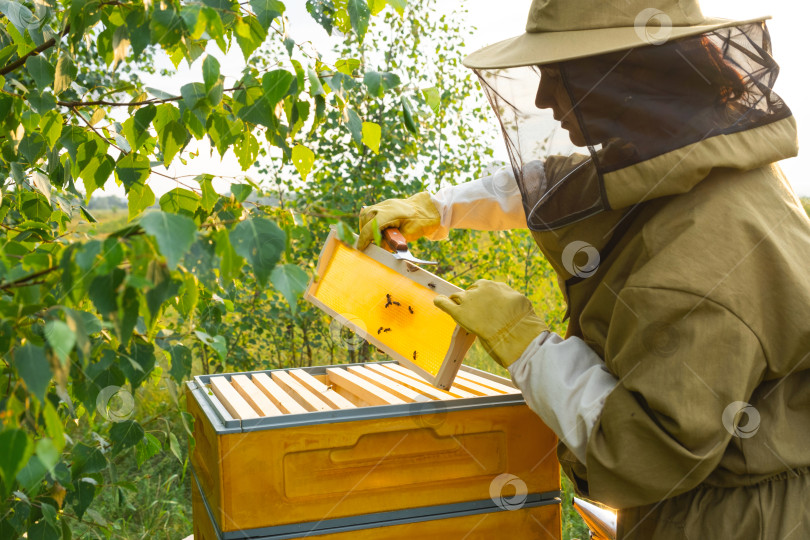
xmin=69 ymin=208 xmax=129 ymax=236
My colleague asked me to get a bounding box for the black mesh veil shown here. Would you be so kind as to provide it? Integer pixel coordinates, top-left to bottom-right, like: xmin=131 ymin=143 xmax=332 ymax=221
xmin=475 ymin=22 xmax=791 ymax=231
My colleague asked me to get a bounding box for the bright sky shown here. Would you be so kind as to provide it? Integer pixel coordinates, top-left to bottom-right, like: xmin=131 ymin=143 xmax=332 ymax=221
xmin=123 ymin=0 xmax=808 ymax=198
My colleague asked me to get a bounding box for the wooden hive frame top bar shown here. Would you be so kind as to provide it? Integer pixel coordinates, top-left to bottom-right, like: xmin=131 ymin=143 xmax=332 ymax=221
xmin=206 ymin=364 xmax=520 ymax=420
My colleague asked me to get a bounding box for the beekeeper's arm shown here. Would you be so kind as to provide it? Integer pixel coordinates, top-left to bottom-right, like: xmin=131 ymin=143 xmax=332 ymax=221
xmin=501 ymin=286 xmax=764 ymax=509
xmin=432 ymin=279 xmax=618 ymax=467
xmin=357 ymin=165 xmax=526 ymax=249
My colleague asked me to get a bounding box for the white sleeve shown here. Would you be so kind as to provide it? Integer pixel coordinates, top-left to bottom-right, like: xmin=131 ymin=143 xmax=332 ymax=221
xmin=426 ymin=165 xmax=527 ymax=240
xmin=508 ymin=332 xmax=618 ymax=465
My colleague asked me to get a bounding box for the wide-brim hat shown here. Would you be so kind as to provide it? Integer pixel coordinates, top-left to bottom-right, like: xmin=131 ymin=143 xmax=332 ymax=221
xmin=463 ymin=0 xmax=769 ymax=69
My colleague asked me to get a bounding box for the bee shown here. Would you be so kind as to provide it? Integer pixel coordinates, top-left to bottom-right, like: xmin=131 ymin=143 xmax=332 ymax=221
xmin=412 ymin=351 xmax=418 ymax=360
xmin=408 ymin=306 xmax=414 ymax=314
xmin=383 ymin=327 xmax=392 ymax=333
xmin=427 ymin=282 xmax=436 ymax=290
xmin=392 ymin=301 xmax=401 ymax=306
xmin=385 ymin=294 xmax=393 ymax=308
xmin=377 ymin=326 xmax=384 ymax=334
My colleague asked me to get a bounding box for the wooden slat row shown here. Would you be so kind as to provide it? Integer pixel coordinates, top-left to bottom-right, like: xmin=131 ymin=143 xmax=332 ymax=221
xmin=208 ymin=364 xmax=516 ymax=419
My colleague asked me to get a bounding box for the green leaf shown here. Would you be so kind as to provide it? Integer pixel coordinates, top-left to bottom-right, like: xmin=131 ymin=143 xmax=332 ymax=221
xmin=422 ymin=86 xmax=440 ymax=113
xmin=346 ymin=108 xmax=362 ymax=145
xmin=179 ymin=272 xmax=199 ymax=316
xmin=368 ymin=0 xmax=386 ymax=15
xmin=31 ymin=171 xmax=51 ymax=204
xmin=127 ymin=181 xmax=155 ymax=221
xmin=335 ymin=58 xmax=360 ymax=76
xmin=122 ymin=105 xmax=156 ymax=152
xmin=18 ymin=133 xmax=47 ymax=163
xmin=347 ymin=0 xmax=370 ymax=40
xmin=199 ymin=175 xmax=218 ymax=212
xmin=89 ymin=269 xmax=125 ymax=318
xmin=307 ymin=68 xmax=324 ymax=96
xmin=112 ymin=26 xmax=130 ymax=69
xmin=159 ymin=188 xmax=200 ymax=216
xmin=271 ymin=264 xmax=308 ymax=314
xmin=362 ymin=121 xmax=381 ymax=153
xmin=26 ymin=55 xmax=55 ymax=89
xmin=115 ymin=152 xmax=151 ymax=190
xmin=229 ymin=218 xmax=285 ymax=286
xmin=262 ymin=70 xmax=293 ymax=106
xmin=401 ymin=95 xmax=418 ymax=134
xmin=44 ymin=320 xmax=76 ymax=364
xmin=207 ymin=112 xmax=243 ymax=155
xmin=39 ymin=111 xmax=63 ymax=149
xmin=230 ymin=184 xmax=252 ymax=203
xmin=118 ymin=287 xmax=138 ymax=346
xmin=234 ymin=16 xmax=267 ymax=61
xmin=28 ymin=518 xmax=60 ymax=540
xmin=73 ymin=478 xmax=96 ymax=520
xmin=0 ymin=429 xmax=32 ymax=494
xmin=214 ymin=228 xmax=242 ymax=282
xmin=202 ymin=54 xmax=220 ymax=92
xmin=119 ymin=341 xmax=156 ymax=390
xmin=35 ymin=438 xmax=59 ymax=473
xmin=234 ymin=85 xmax=273 ymax=128
xmin=109 ymin=421 xmax=144 ymax=456
xmin=144 ymin=261 xmax=180 ymax=322
xmin=386 ymin=0 xmax=405 ymax=16
xmin=13 ymin=345 xmax=51 ymax=403
xmin=71 ymin=443 xmax=106 ymax=478
xmin=306 ymin=0 xmax=334 ymax=35
xmin=168 ymin=431 xmax=182 ymax=462
xmin=167 ymin=343 xmax=192 ymax=384
xmin=140 ymin=211 xmax=197 ymax=269
xmin=363 ymin=70 xmax=400 ymax=97
xmin=135 ymin=433 xmax=161 ymax=468
xmin=291 ymin=144 xmax=314 ymax=181
xmin=250 ymin=0 xmax=285 ymax=29
xmin=159 ymin=120 xmax=187 ymax=167
xmin=19 ymin=192 xmax=51 ymax=221
xmin=234 ymin=130 xmax=259 ymax=169
xmin=194 ymin=331 xmax=227 ymax=360
xmin=42 ymin=402 xmax=64 ymax=452
xmin=53 ymin=54 xmax=77 ymax=95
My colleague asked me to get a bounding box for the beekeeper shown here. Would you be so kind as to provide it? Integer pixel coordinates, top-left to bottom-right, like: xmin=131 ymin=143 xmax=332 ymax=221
xmin=358 ymin=0 xmax=810 ymax=537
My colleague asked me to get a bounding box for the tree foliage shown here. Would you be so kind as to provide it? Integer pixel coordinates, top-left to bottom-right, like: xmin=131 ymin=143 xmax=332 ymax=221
xmin=0 ymin=0 xmax=418 ymax=536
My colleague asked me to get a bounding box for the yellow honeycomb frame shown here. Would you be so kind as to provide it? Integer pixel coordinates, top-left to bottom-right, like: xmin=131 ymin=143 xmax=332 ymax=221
xmin=305 ymin=230 xmax=475 ymax=389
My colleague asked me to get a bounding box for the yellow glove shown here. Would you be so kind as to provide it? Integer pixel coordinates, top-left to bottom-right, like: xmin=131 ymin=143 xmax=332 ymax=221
xmin=434 ymin=279 xmax=549 ymax=368
xmin=357 ymin=192 xmax=441 ymax=250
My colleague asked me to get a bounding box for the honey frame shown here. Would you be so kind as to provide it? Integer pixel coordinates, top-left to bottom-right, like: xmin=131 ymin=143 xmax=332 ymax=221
xmin=305 ymin=230 xmax=476 ymax=389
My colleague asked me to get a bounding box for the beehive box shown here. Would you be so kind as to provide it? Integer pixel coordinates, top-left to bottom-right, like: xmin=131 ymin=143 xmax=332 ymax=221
xmin=306 ymin=230 xmax=476 ymax=389
xmin=187 ymin=362 xmax=561 ymax=539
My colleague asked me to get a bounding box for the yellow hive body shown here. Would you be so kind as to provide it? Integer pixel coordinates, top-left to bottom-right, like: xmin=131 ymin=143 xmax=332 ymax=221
xmin=186 ymin=363 xmax=562 ymax=539
xmin=306 ymin=231 xmax=475 ymax=388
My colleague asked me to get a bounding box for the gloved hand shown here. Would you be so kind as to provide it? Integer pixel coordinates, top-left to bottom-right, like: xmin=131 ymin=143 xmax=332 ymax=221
xmin=434 ymin=279 xmax=549 ymax=368
xmin=357 ymin=192 xmax=441 ymax=250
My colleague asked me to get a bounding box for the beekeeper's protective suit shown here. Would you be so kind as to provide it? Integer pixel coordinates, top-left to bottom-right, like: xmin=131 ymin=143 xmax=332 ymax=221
xmin=358 ymin=0 xmax=810 ymax=537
